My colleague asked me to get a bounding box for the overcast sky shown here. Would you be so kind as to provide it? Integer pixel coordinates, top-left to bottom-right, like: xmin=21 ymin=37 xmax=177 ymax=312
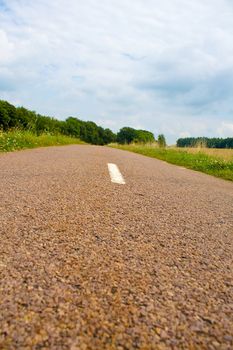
xmin=1 ymin=0 xmax=233 ymax=142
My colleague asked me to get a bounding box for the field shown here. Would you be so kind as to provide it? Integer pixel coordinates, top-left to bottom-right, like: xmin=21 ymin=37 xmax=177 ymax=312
xmin=110 ymin=143 xmax=233 ymax=181
xmin=176 ymin=146 xmax=233 ymax=161
xmin=0 ymin=130 xmax=84 ymax=152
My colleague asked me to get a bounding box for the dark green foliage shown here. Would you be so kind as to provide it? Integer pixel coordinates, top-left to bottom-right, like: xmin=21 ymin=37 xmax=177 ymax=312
xmin=16 ymin=107 xmax=37 ymax=130
xmin=177 ymin=137 xmax=233 ymax=149
xmin=0 ymin=104 xmax=10 ymax=131
xmin=0 ymin=100 xmax=117 ymax=145
xmin=117 ymin=127 xmax=137 ymax=144
xmin=84 ymin=121 xmax=102 ymax=144
xmin=62 ymin=118 xmax=116 ymax=145
xmin=117 ymin=127 xmax=155 ymax=144
xmin=62 ymin=117 xmax=82 ymax=138
xmin=103 ymin=128 xmax=117 ymax=144
xmin=0 ymin=100 xmax=17 ymax=130
xmin=135 ymin=129 xmax=155 ymax=143
xmin=35 ymin=115 xmax=61 ymax=135
xmin=0 ymin=100 xmax=155 ymax=146
xmin=158 ymin=134 xmax=166 ymax=147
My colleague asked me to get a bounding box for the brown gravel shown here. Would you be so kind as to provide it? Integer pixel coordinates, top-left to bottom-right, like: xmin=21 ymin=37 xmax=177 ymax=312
xmin=0 ymin=145 xmax=233 ymax=350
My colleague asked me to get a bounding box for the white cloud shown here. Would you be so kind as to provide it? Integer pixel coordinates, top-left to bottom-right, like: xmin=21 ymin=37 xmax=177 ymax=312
xmin=0 ymin=0 xmax=233 ymax=142
xmin=217 ymin=122 xmax=233 ymax=137
xmin=0 ymin=29 xmax=14 ymax=63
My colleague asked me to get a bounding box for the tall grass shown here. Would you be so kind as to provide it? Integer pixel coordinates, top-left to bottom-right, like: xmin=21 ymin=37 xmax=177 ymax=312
xmin=176 ymin=147 xmax=233 ymax=161
xmin=110 ymin=143 xmax=233 ymax=181
xmin=0 ymin=130 xmax=85 ymax=152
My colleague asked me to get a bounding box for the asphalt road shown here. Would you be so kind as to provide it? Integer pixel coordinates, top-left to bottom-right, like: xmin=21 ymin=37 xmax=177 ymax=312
xmin=0 ymin=145 xmax=232 ymax=350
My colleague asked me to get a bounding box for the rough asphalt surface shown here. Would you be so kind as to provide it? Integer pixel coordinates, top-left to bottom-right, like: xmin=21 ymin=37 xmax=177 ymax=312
xmin=0 ymin=145 xmax=233 ymax=350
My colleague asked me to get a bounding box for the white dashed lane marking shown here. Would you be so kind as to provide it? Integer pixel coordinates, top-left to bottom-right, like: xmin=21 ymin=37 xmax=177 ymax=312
xmin=107 ymin=163 xmax=126 ymax=185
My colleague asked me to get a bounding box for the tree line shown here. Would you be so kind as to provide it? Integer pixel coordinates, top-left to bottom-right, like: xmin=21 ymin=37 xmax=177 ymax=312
xmin=116 ymin=127 xmax=155 ymax=144
xmin=177 ymin=137 xmax=233 ymax=149
xmin=0 ymin=100 xmax=155 ymax=145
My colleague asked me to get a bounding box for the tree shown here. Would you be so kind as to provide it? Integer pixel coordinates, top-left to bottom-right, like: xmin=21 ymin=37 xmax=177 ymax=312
xmin=158 ymin=134 xmax=166 ymax=147
xmin=135 ymin=130 xmax=155 ymax=143
xmin=117 ymin=127 xmax=155 ymax=144
xmin=0 ymin=102 xmax=10 ymax=130
xmin=63 ymin=117 xmax=82 ymax=138
xmin=16 ymin=107 xmax=37 ymax=130
xmin=0 ymin=99 xmax=162 ymax=147
xmin=103 ymin=128 xmax=116 ymax=144
xmin=0 ymin=100 xmax=17 ymax=130
xmin=176 ymin=137 xmax=233 ymax=149
xmin=117 ymin=127 xmax=137 ymax=144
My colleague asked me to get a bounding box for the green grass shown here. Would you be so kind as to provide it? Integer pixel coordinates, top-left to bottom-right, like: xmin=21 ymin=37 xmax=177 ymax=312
xmin=110 ymin=143 xmax=233 ymax=181
xmin=0 ymin=130 xmax=85 ymax=152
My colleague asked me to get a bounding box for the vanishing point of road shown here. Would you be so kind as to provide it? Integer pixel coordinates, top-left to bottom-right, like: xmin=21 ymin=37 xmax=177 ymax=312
xmin=0 ymin=145 xmax=232 ymax=349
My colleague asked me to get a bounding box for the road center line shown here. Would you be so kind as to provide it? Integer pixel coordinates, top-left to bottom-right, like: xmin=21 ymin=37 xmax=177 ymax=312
xmin=107 ymin=163 xmax=126 ymax=185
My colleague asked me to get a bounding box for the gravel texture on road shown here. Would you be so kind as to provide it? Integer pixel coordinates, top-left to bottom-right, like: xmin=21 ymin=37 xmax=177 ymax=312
xmin=0 ymin=145 xmax=233 ymax=350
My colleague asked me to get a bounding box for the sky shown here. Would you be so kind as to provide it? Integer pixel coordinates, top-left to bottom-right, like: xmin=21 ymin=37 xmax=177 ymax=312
xmin=1 ymin=0 xmax=233 ymax=143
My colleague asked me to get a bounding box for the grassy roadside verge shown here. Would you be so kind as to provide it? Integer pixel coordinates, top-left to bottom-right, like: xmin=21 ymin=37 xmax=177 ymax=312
xmin=0 ymin=130 xmax=85 ymax=153
xmin=110 ymin=143 xmax=233 ymax=181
